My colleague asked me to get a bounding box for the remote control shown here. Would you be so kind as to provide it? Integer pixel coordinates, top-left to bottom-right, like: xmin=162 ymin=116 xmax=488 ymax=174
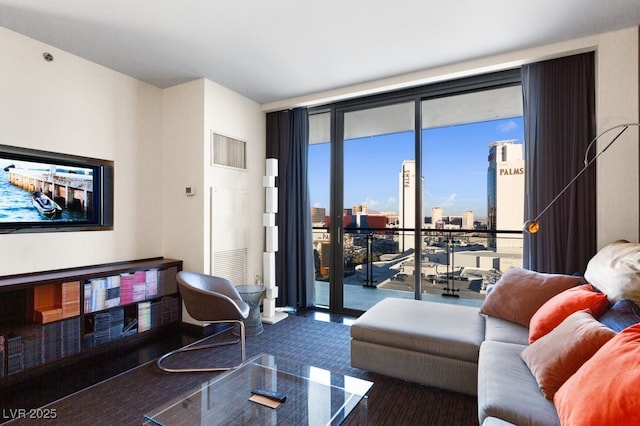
xmin=251 ymin=388 xmax=287 ymax=403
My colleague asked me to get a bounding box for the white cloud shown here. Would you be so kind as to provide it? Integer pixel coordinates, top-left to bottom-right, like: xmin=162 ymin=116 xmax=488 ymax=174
xmin=440 ymin=193 xmax=457 ymax=208
xmin=360 ymin=197 xmax=379 ymax=209
xmin=497 ymin=120 xmax=517 ymax=133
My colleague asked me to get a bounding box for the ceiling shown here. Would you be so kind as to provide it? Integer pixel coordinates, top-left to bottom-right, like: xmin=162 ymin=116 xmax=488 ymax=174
xmin=1 ymin=1 xmax=639 ymax=105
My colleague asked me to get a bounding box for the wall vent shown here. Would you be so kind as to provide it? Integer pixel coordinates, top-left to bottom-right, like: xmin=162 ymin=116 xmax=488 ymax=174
xmin=213 ymin=248 xmax=248 ymax=284
xmin=212 ymin=132 xmax=246 ymax=169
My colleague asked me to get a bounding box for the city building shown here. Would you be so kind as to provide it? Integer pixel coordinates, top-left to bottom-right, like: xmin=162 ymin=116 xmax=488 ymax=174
xmin=487 ymin=140 xmax=525 ymax=255
xmin=432 ymin=207 xmax=443 ymax=225
xmin=311 ymin=206 xmax=326 ymax=225
xmin=352 ymin=204 xmax=369 ymax=214
xmin=462 ymin=211 xmax=474 ymax=229
xmin=382 ymin=212 xmax=399 ymax=226
xmin=398 ymin=160 xmax=424 ymax=251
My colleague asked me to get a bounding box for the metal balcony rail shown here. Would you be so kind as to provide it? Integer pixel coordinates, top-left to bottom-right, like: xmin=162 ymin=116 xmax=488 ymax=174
xmin=312 ymin=226 xmax=523 ymax=302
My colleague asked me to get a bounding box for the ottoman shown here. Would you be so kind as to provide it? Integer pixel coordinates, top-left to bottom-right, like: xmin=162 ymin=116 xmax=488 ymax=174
xmin=350 ymin=297 xmax=485 ymax=395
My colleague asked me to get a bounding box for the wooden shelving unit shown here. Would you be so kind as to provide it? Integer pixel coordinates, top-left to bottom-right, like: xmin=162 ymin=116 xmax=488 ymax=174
xmin=0 ymin=258 xmax=182 ymax=387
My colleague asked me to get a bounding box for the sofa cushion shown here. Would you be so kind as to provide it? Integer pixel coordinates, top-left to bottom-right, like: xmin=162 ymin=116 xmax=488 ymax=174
xmin=478 ymin=341 xmax=560 ymax=426
xmin=520 ymin=309 xmax=616 ymax=399
xmin=599 ymin=298 xmax=640 ymax=331
xmin=584 ymin=239 xmax=640 ymax=305
xmin=480 ymin=267 xmax=582 ymax=328
xmin=528 ymin=284 xmax=609 ymax=343
xmin=554 ymin=323 xmax=640 ymax=425
xmin=483 ymin=315 xmax=529 ymax=345
xmin=351 ymin=298 xmax=484 ymax=363
xmin=482 ymin=418 xmax=516 ymax=426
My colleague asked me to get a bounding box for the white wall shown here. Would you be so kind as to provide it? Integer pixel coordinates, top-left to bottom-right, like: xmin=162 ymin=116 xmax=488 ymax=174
xmin=595 ymin=29 xmax=640 ymax=247
xmin=162 ymin=79 xmax=265 ymax=325
xmin=0 ymin=27 xmax=165 ymax=275
xmin=203 ymin=79 xmax=265 ymax=284
xmin=161 ymin=78 xmax=265 ymax=277
xmin=1 ymin=27 xmax=266 ymax=283
xmin=161 ymin=79 xmax=206 ymax=272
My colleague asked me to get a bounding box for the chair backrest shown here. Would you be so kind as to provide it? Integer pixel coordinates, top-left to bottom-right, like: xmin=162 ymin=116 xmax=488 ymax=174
xmin=176 ymin=271 xmax=248 ymax=321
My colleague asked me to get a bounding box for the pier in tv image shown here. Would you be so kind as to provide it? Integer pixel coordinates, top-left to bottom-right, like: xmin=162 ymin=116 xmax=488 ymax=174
xmin=0 ymin=158 xmax=94 ymax=223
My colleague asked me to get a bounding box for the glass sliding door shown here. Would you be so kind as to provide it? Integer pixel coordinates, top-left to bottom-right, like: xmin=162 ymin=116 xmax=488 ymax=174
xmin=307 ymin=69 xmax=525 ymax=315
xmin=338 ymin=102 xmax=416 ymax=311
xmin=420 ymin=86 xmax=524 ymax=301
xmin=308 ymin=111 xmax=331 ymax=308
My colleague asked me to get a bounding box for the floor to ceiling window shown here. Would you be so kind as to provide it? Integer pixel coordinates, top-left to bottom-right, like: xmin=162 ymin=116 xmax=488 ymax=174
xmin=309 ymin=70 xmax=525 ymax=315
xmin=340 ymin=102 xmax=415 ymax=311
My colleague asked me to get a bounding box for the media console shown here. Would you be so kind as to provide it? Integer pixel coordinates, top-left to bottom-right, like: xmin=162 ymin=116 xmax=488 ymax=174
xmin=0 ymin=258 xmax=182 ymax=387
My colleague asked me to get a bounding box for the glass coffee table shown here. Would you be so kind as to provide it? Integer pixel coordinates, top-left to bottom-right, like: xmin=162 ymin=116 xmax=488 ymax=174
xmin=143 ymin=353 xmax=373 ymax=425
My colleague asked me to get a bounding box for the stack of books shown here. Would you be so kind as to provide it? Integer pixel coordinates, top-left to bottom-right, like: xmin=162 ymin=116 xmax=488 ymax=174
xmin=92 ymin=313 xmax=111 ymax=346
xmin=150 ymin=300 xmax=161 ymax=329
xmin=160 ymin=296 xmax=180 ymax=325
xmin=7 ymin=335 xmax=23 ymax=375
xmin=85 ymin=278 xmax=107 ymax=313
xmin=0 ymin=335 xmax=4 ymax=378
xmin=132 ymin=271 xmax=147 ymax=302
xmin=41 ymin=321 xmax=63 ymax=363
xmin=145 ymin=269 xmax=158 ymax=298
xmin=22 ymin=326 xmax=42 ymax=369
xmin=62 ymin=317 xmax=81 ymax=357
xmin=119 ymin=273 xmax=135 ymax=305
xmin=171 ymin=296 xmax=180 ymax=322
xmin=105 ymin=275 xmax=121 ymax=308
xmin=160 ymin=296 xmax=173 ymax=325
xmin=109 ymin=308 xmax=124 ymax=341
xmin=137 ymin=302 xmax=151 ymax=332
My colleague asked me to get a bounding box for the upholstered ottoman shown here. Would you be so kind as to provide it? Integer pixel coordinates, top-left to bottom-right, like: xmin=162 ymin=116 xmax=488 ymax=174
xmin=350 ymin=297 xmax=485 ymax=395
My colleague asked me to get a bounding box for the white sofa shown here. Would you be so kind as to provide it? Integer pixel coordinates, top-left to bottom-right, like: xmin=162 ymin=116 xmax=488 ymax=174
xmin=351 ymin=297 xmax=558 ymax=425
xmin=350 ymin=298 xmax=484 ymax=396
xmin=351 ymin=241 xmax=640 ymax=425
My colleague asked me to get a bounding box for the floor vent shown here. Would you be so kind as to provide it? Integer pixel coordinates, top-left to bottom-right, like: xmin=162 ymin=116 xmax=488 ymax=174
xmin=213 ymin=248 xmax=248 ymax=284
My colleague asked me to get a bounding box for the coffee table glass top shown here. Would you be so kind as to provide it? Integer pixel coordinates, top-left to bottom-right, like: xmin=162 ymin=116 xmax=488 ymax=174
xmin=143 ymin=353 xmax=373 ymax=425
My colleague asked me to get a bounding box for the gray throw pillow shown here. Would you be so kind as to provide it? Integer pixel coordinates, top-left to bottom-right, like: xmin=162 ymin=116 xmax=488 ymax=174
xmin=599 ymin=298 xmax=640 ymax=332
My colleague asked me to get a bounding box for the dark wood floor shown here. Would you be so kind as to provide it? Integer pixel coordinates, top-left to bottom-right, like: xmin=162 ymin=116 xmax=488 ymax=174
xmin=0 ymin=309 xmax=353 ymax=413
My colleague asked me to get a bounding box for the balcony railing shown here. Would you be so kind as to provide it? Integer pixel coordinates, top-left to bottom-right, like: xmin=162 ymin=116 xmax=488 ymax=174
xmin=312 ymin=226 xmax=523 ymax=311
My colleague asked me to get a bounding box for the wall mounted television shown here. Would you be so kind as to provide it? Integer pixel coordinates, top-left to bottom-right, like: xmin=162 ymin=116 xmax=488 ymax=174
xmin=0 ymin=144 xmax=113 ymax=233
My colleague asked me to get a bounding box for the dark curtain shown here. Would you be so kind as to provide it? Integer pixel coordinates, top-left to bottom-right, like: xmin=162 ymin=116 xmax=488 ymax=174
xmin=266 ymin=108 xmax=315 ymax=308
xmin=522 ymin=52 xmax=596 ymax=274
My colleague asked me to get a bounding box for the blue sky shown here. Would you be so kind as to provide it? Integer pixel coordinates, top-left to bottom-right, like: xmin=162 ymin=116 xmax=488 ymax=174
xmin=308 ymin=116 xmax=524 ymax=220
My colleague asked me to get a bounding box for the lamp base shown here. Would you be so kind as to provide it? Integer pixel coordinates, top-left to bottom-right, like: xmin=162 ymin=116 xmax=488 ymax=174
xmin=261 ymin=311 xmax=288 ymax=324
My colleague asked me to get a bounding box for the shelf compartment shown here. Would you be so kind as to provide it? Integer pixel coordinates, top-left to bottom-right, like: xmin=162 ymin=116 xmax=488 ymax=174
xmin=31 ymin=281 xmax=80 ymax=324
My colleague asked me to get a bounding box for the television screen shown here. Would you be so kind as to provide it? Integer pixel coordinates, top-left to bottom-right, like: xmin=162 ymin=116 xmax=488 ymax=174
xmin=0 ymin=145 xmax=113 ymax=233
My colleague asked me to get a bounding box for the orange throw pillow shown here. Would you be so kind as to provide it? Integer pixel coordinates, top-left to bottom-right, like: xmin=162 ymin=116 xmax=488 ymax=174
xmin=528 ymin=284 xmax=609 ymax=343
xmin=520 ymin=309 xmax=616 ymax=399
xmin=554 ymin=323 xmax=640 ymax=425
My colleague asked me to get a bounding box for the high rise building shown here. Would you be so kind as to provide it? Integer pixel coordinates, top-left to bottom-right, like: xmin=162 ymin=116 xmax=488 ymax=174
xmin=310 ymin=207 xmax=326 ymax=225
xmin=352 ymin=204 xmax=368 ymax=214
xmin=487 ymin=140 xmax=525 ymax=253
xmin=382 ymin=212 xmax=399 ymax=226
xmin=432 ymin=207 xmax=443 ymax=225
xmin=462 ymin=211 xmax=474 ymax=229
xmin=398 ymin=160 xmax=423 ymax=251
